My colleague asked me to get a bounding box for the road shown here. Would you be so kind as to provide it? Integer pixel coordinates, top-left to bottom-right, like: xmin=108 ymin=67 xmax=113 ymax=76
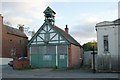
xmin=1 ymin=65 xmax=120 ymax=79
xmin=1 ymin=58 xmax=120 ymax=80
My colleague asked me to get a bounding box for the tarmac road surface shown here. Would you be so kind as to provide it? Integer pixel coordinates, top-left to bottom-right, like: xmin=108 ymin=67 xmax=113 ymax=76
xmin=1 ymin=65 xmax=119 ymax=79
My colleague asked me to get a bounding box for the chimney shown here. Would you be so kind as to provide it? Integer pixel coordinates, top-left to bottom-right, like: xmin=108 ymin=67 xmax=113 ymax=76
xmin=18 ymin=24 xmax=24 ymax=32
xmin=65 ymin=25 xmax=69 ymax=33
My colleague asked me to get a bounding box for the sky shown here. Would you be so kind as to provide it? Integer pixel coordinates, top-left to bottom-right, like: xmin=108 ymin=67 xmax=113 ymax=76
xmin=0 ymin=0 xmax=119 ymax=45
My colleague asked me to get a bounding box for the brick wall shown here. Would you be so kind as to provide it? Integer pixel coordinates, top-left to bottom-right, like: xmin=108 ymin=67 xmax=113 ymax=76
xmin=68 ymin=45 xmax=72 ymax=67
xmin=2 ymin=26 xmax=28 ymax=58
xmin=27 ymin=48 xmax=30 ymax=64
xmin=0 ymin=15 xmax=3 ymax=57
xmin=13 ymin=59 xmax=29 ymax=69
xmin=68 ymin=44 xmax=83 ymax=68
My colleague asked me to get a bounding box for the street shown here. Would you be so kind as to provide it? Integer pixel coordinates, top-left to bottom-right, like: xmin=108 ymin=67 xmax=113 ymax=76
xmin=1 ymin=64 xmax=120 ymax=79
xmin=1 ymin=58 xmax=120 ymax=79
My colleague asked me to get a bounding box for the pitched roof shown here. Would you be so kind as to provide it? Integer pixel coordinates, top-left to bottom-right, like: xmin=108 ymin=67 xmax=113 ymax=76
xmin=113 ymin=18 xmax=120 ymax=24
xmin=28 ymin=20 xmax=80 ymax=47
xmin=4 ymin=25 xmax=28 ymax=38
xmin=46 ymin=20 xmax=80 ymax=46
xmin=43 ymin=6 xmax=56 ymax=14
xmin=52 ymin=25 xmax=80 ymax=46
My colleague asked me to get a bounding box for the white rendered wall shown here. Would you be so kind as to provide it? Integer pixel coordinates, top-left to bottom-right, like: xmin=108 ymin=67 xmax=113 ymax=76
xmin=96 ymin=25 xmax=119 ymax=71
xmin=97 ymin=26 xmax=118 ymax=56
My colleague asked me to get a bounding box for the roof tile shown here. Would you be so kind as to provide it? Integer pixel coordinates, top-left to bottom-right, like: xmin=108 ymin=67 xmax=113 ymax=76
xmin=4 ymin=25 xmax=27 ymax=38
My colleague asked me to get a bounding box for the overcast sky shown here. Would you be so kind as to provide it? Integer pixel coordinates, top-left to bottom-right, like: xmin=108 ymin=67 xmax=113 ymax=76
xmin=1 ymin=0 xmax=119 ymax=45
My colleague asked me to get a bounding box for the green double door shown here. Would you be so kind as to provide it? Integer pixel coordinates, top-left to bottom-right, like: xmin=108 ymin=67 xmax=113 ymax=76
xmin=30 ymin=45 xmax=68 ymax=68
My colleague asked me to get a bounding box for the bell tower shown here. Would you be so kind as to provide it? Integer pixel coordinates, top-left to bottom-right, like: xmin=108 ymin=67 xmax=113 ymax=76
xmin=44 ymin=6 xmax=56 ymax=25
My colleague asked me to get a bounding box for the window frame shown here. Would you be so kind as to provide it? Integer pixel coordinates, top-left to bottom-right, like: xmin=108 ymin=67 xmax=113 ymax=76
xmin=103 ymin=35 xmax=109 ymax=52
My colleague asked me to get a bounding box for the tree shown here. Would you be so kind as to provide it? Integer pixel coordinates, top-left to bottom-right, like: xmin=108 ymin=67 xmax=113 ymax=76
xmin=82 ymin=42 xmax=97 ymax=51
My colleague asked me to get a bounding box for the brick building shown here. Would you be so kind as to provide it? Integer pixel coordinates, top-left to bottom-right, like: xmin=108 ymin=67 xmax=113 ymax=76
xmin=27 ymin=7 xmax=83 ymax=68
xmin=0 ymin=14 xmax=28 ymax=58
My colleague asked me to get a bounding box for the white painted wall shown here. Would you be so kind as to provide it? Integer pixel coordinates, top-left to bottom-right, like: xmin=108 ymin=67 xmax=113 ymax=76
xmin=97 ymin=26 xmax=118 ymax=56
xmin=96 ymin=22 xmax=119 ymax=71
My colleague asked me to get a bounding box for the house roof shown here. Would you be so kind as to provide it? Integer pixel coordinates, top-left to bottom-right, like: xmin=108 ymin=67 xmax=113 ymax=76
xmin=96 ymin=18 xmax=120 ymax=27
xmin=4 ymin=25 xmax=28 ymax=38
xmin=113 ymin=18 xmax=120 ymax=24
xmin=52 ymin=25 xmax=80 ymax=46
xmin=43 ymin=6 xmax=56 ymax=14
xmin=28 ymin=20 xmax=81 ymax=47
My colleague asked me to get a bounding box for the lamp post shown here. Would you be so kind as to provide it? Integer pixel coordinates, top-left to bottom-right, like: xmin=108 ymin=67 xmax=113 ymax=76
xmin=91 ymin=42 xmax=97 ymax=73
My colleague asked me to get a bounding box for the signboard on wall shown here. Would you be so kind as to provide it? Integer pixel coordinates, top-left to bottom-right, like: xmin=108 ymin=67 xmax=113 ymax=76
xmin=60 ymin=55 xmax=65 ymax=59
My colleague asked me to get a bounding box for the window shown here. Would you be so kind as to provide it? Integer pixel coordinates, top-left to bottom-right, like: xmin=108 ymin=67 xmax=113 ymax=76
xmin=103 ymin=35 xmax=109 ymax=52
